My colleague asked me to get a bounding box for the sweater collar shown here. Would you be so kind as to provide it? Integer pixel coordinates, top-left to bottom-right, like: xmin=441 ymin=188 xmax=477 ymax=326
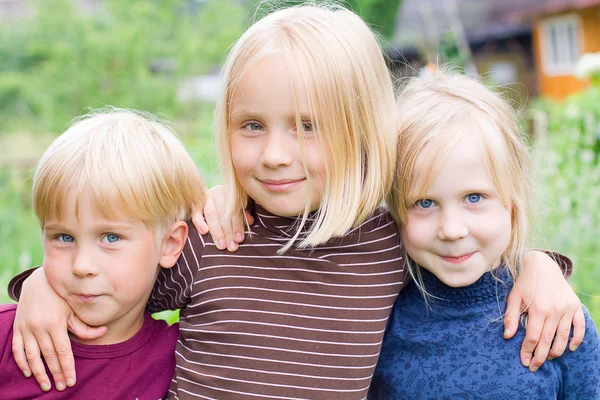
xmin=414 ymin=264 xmax=514 ymax=309
xmin=251 ymin=202 xmax=318 ymax=240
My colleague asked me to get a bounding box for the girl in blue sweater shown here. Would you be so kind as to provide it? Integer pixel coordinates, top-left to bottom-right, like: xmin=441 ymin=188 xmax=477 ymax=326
xmin=369 ymin=68 xmax=600 ymax=399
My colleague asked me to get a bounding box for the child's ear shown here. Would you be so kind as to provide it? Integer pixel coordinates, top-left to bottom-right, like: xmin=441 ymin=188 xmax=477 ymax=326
xmin=159 ymin=221 xmax=188 ymax=269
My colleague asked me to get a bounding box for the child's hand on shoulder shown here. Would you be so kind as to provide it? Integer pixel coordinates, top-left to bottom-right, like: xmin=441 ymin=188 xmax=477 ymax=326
xmin=191 ymin=185 xmax=252 ymax=252
xmin=12 ymin=268 xmax=106 ymax=392
xmin=503 ymin=250 xmax=585 ymax=372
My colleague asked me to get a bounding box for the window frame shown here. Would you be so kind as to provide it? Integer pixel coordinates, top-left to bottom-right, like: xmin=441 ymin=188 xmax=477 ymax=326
xmin=539 ymin=14 xmax=583 ymax=76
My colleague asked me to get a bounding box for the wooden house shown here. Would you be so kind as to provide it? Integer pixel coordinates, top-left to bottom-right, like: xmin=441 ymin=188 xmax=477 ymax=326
xmin=514 ymin=0 xmax=600 ymax=100
xmin=390 ymin=0 xmax=539 ymax=103
xmin=390 ymin=0 xmax=600 ymax=101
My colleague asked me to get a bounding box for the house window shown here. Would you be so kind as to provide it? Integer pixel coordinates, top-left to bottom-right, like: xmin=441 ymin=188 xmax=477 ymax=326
xmin=488 ymin=61 xmax=517 ymax=85
xmin=540 ymin=15 xmax=581 ymax=76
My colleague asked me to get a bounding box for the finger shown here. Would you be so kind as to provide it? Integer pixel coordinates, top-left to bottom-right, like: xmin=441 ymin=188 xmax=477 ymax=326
xmin=44 ymin=348 xmax=68 ymax=391
xmin=49 ymin=324 xmax=78 ymax=389
xmin=503 ymin=288 xmax=522 ymax=339
xmin=68 ymin=315 xmax=107 ymax=341
xmin=23 ymin=332 xmax=52 ymax=392
xmin=221 ymin=216 xmax=237 ymax=253
xmin=520 ymin=312 xmax=543 ymax=369
xmin=191 ymin=209 xmax=209 ymax=235
xmin=231 ymin=208 xmax=245 ymax=245
xmin=548 ymin=313 xmax=573 ymax=359
xmin=11 ymin=330 xmax=32 ymax=378
xmin=569 ymin=307 xmax=586 ymax=352
xmin=204 ymin=197 xmax=226 ymax=249
xmin=213 ymin=199 xmax=237 ymax=252
xmin=529 ymin=312 xmax=560 ymax=372
xmin=39 ymin=329 xmax=70 ymax=391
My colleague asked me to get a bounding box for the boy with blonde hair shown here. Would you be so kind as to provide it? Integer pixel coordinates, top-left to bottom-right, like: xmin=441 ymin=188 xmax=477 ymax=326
xmin=1 ymin=109 xmax=205 ymax=398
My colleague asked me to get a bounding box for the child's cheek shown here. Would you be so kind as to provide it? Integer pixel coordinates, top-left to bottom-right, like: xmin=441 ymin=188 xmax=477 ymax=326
xmin=43 ymin=247 xmax=71 ymax=291
xmin=403 ymin=213 xmax=428 ymax=239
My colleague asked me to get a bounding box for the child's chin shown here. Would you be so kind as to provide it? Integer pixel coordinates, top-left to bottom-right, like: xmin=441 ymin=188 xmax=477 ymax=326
xmin=69 ymin=306 xmax=108 ymax=328
xmin=439 ymin=274 xmax=479 ymax=288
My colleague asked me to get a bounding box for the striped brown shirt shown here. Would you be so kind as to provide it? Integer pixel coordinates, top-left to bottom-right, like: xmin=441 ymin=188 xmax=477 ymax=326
xmin=148 ymin=205 xmax=407 ymax=399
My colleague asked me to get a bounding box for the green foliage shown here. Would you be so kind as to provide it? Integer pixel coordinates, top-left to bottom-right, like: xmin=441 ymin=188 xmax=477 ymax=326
xmin=0 ymin=169 xmax=43 ymax=303
xmin=268 ymin=0 xmax=403 ymax=39
xmin=438 ymin=32 xmax=470 ymax=69
xmin=0 ymin=0 xmax=245 ymax=305
xmin=345 ymin=0 xmax=403 ymax=39
xmin=0 ymin=0 xmax=247 ymax=133
xmin=530 ymin=87 xmax=600 ymax=322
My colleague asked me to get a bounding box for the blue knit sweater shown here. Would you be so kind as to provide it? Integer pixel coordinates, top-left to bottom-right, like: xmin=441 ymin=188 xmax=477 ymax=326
xmin=369 ymin=266 xmax=600 ymax=400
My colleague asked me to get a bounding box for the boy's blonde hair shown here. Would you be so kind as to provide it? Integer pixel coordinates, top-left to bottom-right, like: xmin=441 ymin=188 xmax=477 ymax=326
xmin=215 ymin=2 xmax=397 ymax=250
xmin=33 ymin=108 xmax=206 ymax=237
xmin=387 ymin=68 xmax=531 ymax=281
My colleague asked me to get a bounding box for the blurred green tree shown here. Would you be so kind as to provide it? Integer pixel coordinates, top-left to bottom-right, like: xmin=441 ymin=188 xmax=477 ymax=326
xmin=529 ymin=88 xmax=600 ymax=321
xmin=262 ymin=0 xmax=403 ymax=39
xmin=0 ymin=0 xmax=247 ymax=133
xmin=0 ymin=0 xmax=404 ymax=134
xmin=346 ymin=0 xmax=403 ymax=39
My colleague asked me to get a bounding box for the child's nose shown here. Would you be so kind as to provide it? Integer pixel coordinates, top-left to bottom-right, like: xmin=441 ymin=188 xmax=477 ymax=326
xmin=261 ymin=131 xmax=294 ymax=168
xmin=71 ymin=248 xmax=100 ymax=278
xmin=437 ymin=209 xmax=469 ymax=241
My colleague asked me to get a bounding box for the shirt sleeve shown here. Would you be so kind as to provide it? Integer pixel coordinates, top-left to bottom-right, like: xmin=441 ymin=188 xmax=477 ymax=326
xmin=146 ymin=222 xmax=204 ymax=313
xmin=7 ymin=268 xmax=37 ymax=302
xmin=543 ymin=251 xmax=572 ymax=278
xmin=556 ymin=306 xmax=600 ymax=399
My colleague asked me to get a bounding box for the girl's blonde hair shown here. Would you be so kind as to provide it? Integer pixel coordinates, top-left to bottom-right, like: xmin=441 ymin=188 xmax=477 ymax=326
xmin=387 ymin=67 xmax=531 ymax=281
xmin=215 ymin=2 xmax=397 ymax=250
xmin=33 ymin=108 xmax=206 ymax=238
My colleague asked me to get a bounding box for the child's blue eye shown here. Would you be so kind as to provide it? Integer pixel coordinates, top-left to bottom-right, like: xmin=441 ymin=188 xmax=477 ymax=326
xmin=466 ymin=194 xmax=482 ymax=204
xmin=415 ymin=199 xmax=436 ymax=209
xmin=244 ymin=122 xmax=264 ymax=131
xmin=102 ymin=234 xmax=120 ymax=243
xmin=58 ymin=234 xmax=75 ymax=243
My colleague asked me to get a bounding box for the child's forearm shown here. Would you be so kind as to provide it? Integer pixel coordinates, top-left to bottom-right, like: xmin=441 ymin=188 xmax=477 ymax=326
xmin=10 ymin=268 xmax=105 ymax=393
xmin=12 ymin=268 xmax=72 ymax=392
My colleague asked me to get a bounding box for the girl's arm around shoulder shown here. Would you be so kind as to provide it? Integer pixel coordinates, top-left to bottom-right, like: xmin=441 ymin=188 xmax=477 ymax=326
xmin=505 ymin=251 xmax=584 ymax=370
xmin=556 ymin=306 xmax=600 ymax=400
xmin=146 ymin=221 xmax=206 ymax=312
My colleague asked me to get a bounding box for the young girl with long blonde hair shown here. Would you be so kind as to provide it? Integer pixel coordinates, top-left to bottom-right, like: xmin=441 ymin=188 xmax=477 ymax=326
xmin=369 ymin=68 xmax=600 ymax=399
xmin=9 ymin=3 xmax=584 ymax=399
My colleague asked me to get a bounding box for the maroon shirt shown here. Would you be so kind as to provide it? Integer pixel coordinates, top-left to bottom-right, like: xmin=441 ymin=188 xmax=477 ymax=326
xmin=0 ymin=304 xmax=178 ymax=400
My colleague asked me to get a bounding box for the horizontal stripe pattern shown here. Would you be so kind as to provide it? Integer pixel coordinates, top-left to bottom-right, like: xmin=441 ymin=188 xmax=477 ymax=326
xmin=149 ymin=206 xmax=405 ymax=399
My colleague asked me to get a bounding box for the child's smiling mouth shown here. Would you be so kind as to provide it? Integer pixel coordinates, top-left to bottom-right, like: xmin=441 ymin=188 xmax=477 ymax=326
xmin=259 ymin=178 xmax=306 ymax=192
xmin=439 ymin=252 xmax=476 ymax=264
